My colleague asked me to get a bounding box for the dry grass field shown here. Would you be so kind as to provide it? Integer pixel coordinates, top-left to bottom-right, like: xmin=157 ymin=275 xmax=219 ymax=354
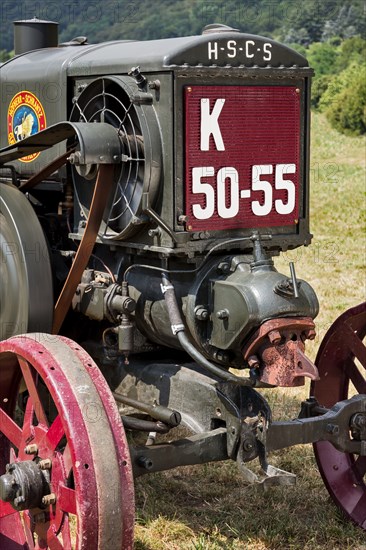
xmin=133 ymin=112 xmax=366 ymax=550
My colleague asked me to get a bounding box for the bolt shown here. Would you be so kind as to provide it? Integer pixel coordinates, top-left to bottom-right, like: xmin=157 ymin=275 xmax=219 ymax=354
xmin=42 ymin=493 xmax=57 ymax=506
xmin=178 ymin=214 xmax=188 ymax=224
xmin=217 ymin=262 xmax=230 ymax=274
xmin=68 ymin=151 xmax=81 ymax=165
xmin=148 ymin=227 xmax=161 ymax=237
xmin=195 ymin=306 xmax=209 ymax=321
xmin=39 ymin=459 xmax=52 ymax=470
xmin=304 ymin=329 xmax=316 ymax=341
xmin=137 ymin=456 xmax=153 ymax=470
xmin=268 ymin=329 xmax=282 ymax=345
xmin=242 ymin=438 xmax=254 ymax=452
xmin=14 ymin=496 xmax=25 ymax=507
xmin=326 ymin=423 xmax=339 ymax=435
xmin=24 ymin=444 xmax=38 ymax=455
xmin=216 ymin=309 xmax=229 ymax=320
xmin=352 ymin=414 xmax=366 ymax=428
xmin=248 ymin=355 xmax=260 ymax=369
xmin=215 ymin=350 xmax=230 ymax=363
xmin=148 ymin=79 xmax=161 ymax=90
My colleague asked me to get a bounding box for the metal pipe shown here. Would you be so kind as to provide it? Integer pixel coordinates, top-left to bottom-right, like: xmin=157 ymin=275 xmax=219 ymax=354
xmin=121 ymin=416 xmax=170 ymax=433
xmin=113 ymin=392 xmax=181 ymax=427
xmin=161 ymin=274 xmax=255 ymax=387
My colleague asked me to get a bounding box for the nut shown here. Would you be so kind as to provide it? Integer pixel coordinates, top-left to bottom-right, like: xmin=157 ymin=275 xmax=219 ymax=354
xmin=195 ymin=306 xmax=209 ymax=321
xmin=304 ymin=328 xmax=316 ymax=341
xmin=216 ymin=309 xmax=229 ymax=320
xmin=248 ymin=355 xmax=260 ymax=369
xmin=39 ymin=459 xmax=52 ymax=470
xmin=42 ymin=493 xmax=57 ymax=506
xmin=268 ymin=329 xmax=281 ymax=345
xmin=24 ymin=444 xmax=38 ymax=455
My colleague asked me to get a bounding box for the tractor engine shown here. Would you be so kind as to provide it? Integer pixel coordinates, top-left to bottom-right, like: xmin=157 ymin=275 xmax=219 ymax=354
xmin=0 ymin=20 xmax=318 ymax=387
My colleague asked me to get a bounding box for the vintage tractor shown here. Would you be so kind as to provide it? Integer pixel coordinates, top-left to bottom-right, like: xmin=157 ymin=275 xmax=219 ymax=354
xmin=0 ymin=19 xmax=365 ymax=548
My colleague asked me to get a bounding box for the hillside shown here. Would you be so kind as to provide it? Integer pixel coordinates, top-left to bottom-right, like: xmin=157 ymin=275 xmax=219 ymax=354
xmin=0 ymin=0 xmax=364 ymax=53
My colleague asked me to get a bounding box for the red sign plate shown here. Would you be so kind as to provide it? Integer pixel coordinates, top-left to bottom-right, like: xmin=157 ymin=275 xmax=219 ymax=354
xmin=185 ymin=85 xmax=301 ymax=231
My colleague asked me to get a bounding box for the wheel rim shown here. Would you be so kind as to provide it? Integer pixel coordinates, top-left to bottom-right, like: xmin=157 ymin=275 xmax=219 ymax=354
xmin=0 ymin=334 xmax=134 ymax=549
xmin=0 ymin=185 xmax=53 ymax=340
xmin=311 ymin=302 xmax=366 ymax=529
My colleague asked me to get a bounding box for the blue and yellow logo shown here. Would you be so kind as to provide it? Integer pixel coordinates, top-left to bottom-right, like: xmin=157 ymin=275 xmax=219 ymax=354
xmin=8 ymin=91 xmax=46 ymax=163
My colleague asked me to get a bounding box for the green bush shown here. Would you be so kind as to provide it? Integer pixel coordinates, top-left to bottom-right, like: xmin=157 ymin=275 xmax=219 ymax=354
xmin=311 ymin=75 xmax=333 ymax=109
xmin=326 ymin=70 xmax=366 ymax=135
xmin=306 ymin=41 xmax=339 ymax=76
xmin=319 ymin=63 xmax=363 ymax=111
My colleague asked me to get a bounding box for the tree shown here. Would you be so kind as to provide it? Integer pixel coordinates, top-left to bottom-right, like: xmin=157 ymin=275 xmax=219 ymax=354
xmin=327 ymin=70 xmax=366 ymax=135
xmin=307 ymin=41 xmax=339 ymax=76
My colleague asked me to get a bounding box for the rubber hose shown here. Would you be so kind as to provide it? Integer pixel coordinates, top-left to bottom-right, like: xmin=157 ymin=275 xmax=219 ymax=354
xmin=161 ymin=274 xmax=255 ymax=387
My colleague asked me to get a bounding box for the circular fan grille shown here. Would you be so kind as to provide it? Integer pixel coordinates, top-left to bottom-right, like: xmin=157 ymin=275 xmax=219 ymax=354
xmin=70 ymin=76 xmax=160 ymax=239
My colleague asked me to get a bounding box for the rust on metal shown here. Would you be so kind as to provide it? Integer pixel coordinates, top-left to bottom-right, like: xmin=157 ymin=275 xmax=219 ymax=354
xmin=242 ymin=317 xmax=319 ymax=387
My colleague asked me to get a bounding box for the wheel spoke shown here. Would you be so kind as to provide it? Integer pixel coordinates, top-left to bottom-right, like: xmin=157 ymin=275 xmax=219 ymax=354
xmin=61 ymin=444 xmax=72 ymax=474
xmin=0 ymin=408 xmax=22 ymax=448
xmin=22 ymin=395 xmax=36 ymax=441
xmin=345 ymin=359 xmax=366 ymax=394
xmin=344 ymin=325 xmax=366 ymax=368
xmin=58 ymin=484 xmax=76 ymax=515
xmin=46 ymin=528 xmax=64 ymax=550
xmin=59 ymin=516 xmax=72 ymax=548
xmin=23 ymin=511 xmax=36 ymax=549
xmin=0 ymin=502 xmax=19 ymax=519
xmin=0 ymin=511 xmax=30 ymax=548
xmin=45 ymin=415 xmax=65 ymax=452
xmin=18 ymin=357 xmax=49 ymax=428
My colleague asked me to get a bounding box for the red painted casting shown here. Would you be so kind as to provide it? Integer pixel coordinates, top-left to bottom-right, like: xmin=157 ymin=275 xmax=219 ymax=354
xmin=242 ymin=317 xmax=319 ymax=386
xmin=311 ymin=302 xmax=366 ymax=530
xmin=0 ymin=334 xmax=135 ymax=549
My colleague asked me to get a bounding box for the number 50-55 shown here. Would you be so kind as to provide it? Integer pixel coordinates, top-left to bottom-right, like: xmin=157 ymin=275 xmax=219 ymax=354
xmin=192 ymin=163 xmax=297 ymax=220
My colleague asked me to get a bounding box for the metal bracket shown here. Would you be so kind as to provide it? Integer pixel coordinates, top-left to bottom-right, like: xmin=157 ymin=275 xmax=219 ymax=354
xmin=0 ymin=122 xmax=122 ymax=166
xmin=131 ymin=428 xmax=228 ymax=477
xmin=263 ymin=394 xmax=366 ymax=455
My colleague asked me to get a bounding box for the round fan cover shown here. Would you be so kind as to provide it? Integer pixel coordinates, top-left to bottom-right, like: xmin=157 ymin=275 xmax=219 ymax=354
xmin=70 ymin=76 xmax=161 ymax=239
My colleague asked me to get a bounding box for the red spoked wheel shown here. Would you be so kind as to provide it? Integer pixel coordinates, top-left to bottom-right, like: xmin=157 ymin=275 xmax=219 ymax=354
xmin=0 ymin=334 xmax=134 ymax=549
xmin=311 ymin=302 xmax=366 ymax=529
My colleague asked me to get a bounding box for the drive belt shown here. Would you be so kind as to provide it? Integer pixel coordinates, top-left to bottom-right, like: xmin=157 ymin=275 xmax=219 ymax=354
xmin=52 ymin=164 xmax=115 ymax=333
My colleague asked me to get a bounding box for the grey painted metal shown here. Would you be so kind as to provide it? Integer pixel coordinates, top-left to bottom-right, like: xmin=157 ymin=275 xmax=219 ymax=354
xmin=112 ymin=358 xmax=271 ymax=459
xmin=0 ymin=121 xmax=122 ymax=166
xmin=264 ymin=395 xmax=366 ymax=455
xmin=0 ymin=184 xmax=53 ymax=339
xmin=0 ymin=25 xmax=313 ymax=253
xmin=131 ymin=428 xmax=228 ymax=477
xmin=14 ymin=19 xmax=58 ymax=55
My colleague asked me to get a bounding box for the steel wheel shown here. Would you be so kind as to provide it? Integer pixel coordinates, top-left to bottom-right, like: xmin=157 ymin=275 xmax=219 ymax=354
xmin=311 ymin=302 xmax=366 ymax=529
xmin=0 ymin=334 xmax=134 ymax=549
xmin=0 ymin=185 xmax=53 ymax=340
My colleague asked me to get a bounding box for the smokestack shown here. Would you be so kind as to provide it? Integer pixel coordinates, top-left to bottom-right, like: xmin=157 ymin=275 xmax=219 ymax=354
xmin=14 ymin=18 xmax=58 ymax=55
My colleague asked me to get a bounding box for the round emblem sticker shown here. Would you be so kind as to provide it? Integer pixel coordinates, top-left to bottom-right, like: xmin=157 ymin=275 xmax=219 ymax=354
xmin=8 ymin=91 xmax=47 ymax=163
